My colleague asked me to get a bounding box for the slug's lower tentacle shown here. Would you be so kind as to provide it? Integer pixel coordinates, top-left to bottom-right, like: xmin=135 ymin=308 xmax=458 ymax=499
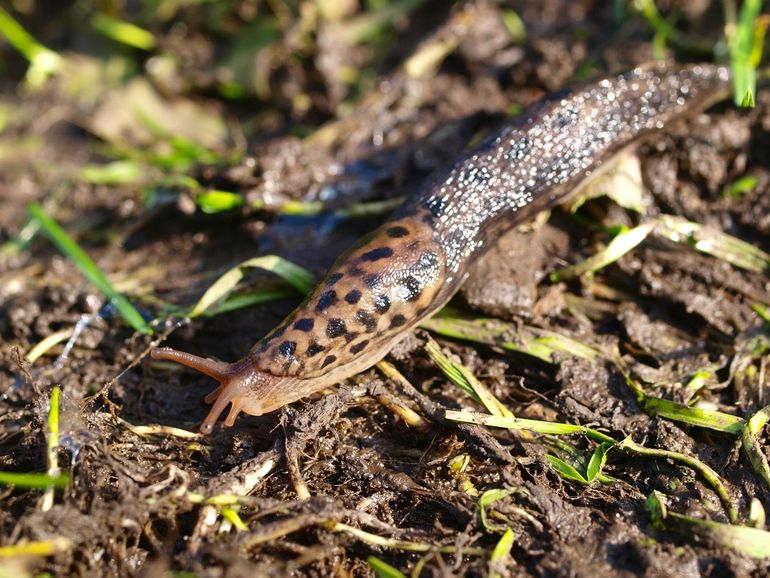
xmin=153 ymin=63 xmax=733 ymax=433
xmin=152 ymin=347 xmax=273 ymax=434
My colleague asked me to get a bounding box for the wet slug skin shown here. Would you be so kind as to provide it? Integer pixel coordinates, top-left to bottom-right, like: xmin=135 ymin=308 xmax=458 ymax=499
xmin=151 ymin=63 xmax=732 ymax=434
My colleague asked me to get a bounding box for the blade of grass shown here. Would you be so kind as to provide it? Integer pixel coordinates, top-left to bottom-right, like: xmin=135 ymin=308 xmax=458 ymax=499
xmin=329 ymin=522 xmax=484 ymax=555
xmin=220 ymin=506 xmax=248 ymax=531
xmin=203 ymin=288 xmax=296 ymax=317
xmin=0 ymin=472 xmax=69 ymax=489
xmin=367 ymin=556 xmax=408 ymax=578
xmin=188 ymin=256 xmax=314 ymax=318
xmin=28 ymin=203 xmax=151 ymax=335
xmin=26 ymin=329 xmax=73 ymax=364
xmin=80 ymin=160 xmax=143 ymax=186
xmin=90 ymin=13 xmax=156 ymax=50
xmin=621 ymin=369 xmax=745 ymax=434
xmin=0 ymin=6 xmax=62 ymax=88
xmin=424 ymin=337 xmax=513 ymax=418
xmin=0 ymin=537 xmax=71 ymax=558
xmin=421 ymin=311 xmax=601 ymax=363
xmin=478 ymin=489 xmax=517 ymax=532
xmin=551 ymin=222 xmax=655 ymax=281
xmin=647 ymin=491 xmax=770 ymax=559
xmin=656 ymin=215 xmax=770 ymax=273
xmin=546 ymin=455 xmax=589 ymax=484
xmin=729 ymin=0 xmax=764 ymax=107
xmin=444 ymin=409 xmax=616 ymax=444
xmin=489 ymin=528 xmax=515 ymax=578
xmin=620 ymin=436 xmax=737 ymax=523
xmin=41 ymin=385 xmax=61 ymax=511
xmin=741 ymin=406 xmax=770 ymax=490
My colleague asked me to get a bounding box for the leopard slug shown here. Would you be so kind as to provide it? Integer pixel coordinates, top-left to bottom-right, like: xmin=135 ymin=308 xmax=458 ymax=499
xmin=152 ymin=62 xmax=731 ymax=434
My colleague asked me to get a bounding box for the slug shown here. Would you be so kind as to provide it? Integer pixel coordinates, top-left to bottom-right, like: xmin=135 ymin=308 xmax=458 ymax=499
xmin=152 ymin=62 xmax=732 ymax=434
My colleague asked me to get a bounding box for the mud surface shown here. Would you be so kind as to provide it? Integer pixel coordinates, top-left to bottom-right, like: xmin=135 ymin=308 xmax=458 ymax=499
xmin=1 ymin=1 xmax=770 ymax=577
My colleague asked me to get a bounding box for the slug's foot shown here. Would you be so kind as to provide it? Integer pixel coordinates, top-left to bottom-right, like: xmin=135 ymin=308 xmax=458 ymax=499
xmin=151 ymin=347 xmax=265 ymax=434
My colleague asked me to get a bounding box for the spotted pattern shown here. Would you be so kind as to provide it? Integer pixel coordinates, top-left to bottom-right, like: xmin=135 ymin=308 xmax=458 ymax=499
xmin=249 ymin=213 xmax=447 ymax=377
xmin=293 ymin=318 xmax=314 ymax=332
xmin=244 ymin=63 xmax=730 ymax=385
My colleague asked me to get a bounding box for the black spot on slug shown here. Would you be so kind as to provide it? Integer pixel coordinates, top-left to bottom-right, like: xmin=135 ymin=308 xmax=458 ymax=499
xmin=361 ymin=247 xmax=394 ymax=262
xmin=345 ymin=289 xmax=362 ymax=304
xmin=348 ymin=266 xmax=364 ymax=277
xmin=278 ymin=341 xmax=296 ymax=358
xmin=374 ymin=294 xmax=391 ymax=314
xmin=426 ymin=196 xmax=445 ymax=218
xmin=344 ymin=331 xmax=359 ymax=343
xmin=315 ymin=290 xmax=338 ymax=312
xmin=390 ymin=314 xmax=407 ymax=328
xmin=399 ymin=275 xmax=421 ymax=302
xmin=326 ymin=318 xmax=347 ymax=338
xmin=306 ymin=342 xmax=324 ymax=357
xmin=355 ymin=310 xmax=377 ymax=332
xmin=364 ymin=273 xmax=381 ymax=289
xmin=322 ymin=355 xmax=337 ymax=368
xmin=326 ymin=272 xmax=344 ymax=285
xmin=387 ymin=226 xmax=409 ymax=238
xmin=293 ymin=318 xmax=314 ymax=332
xmin=350 ymin=340 xmax=369 ymax=354
xmin=419 ymin=250 xmax=439 ymax=269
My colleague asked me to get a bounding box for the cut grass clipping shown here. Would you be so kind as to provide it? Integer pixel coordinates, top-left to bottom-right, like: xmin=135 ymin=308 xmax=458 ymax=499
xmin=28 ymin=203 xmax=152 ymax=335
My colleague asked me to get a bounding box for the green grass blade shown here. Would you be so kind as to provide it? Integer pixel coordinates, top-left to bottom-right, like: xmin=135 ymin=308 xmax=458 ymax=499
xmin=195 ymin=190 xmax=245 ymax=213
xmin=620 ymin=437 xmax=737 ymax=523
xmin=28 ymin=203 xmax=152 ymax=335
xmin=721 ymin=175 xmax=758 ymax=199
xmin=189 ymin=255 xmax=314 ymax=318
xmin=0 ymin=537 xmax=71 ymax=558
xmin=730 ymin=0 xmax=764 ymax=107
xmin=489 ymin=528 xmax=515 ymax=578
xmin=0 ymin=471 xmax=69 ymax=489
xmin=367 ymin=557 xmax=407 ymax=578
xmin=741 ymin=406 xmax=770 ymax=490
xmin=42 ymin=385 xmax=62 ymax=511
xmin=551 ymin=222 xmax=655 ymax=281
xmin=424 ymin=337 xmax=513 ymax=418
xmin=203 ymin=288 xmax=296 ymax=317
xmin=444 ymin=409 xmax=617 ymax=444
xmin=648 ymin=491 xmax=770 ymax=559
xmin=0 ymin=6 xmax=61 ymax=88
xmin=421 ymin=311 xmax=601 ymax=363
xmin=656 ymin=215 xmax=770 ymax=272
xmin=546 ymin=455 xmax=588 ymax=484
xmin=80 ymin=160 xmax=143 ymax=185
xmin=90 ymin=13 xmax=156 ymax=50
xmin=478 ymin=489 xmax=517 ymax=532
xmin=586 ymin=442 xmax=613 ymax=482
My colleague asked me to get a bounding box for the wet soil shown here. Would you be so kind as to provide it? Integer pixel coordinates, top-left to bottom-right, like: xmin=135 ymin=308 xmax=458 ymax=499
xmin=1 ymin=1 xmax=770 ymax=577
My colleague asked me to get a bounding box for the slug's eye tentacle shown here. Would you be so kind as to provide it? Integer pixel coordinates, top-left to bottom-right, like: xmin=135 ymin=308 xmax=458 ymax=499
xmin=151 ymin=348 xmax=232 ymax=382
xmin=151 ymin=347 xmax=262 ymax=434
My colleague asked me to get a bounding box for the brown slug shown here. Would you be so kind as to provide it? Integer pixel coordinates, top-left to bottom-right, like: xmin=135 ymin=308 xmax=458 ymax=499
xmin=152 ymin=62 xmax=732 ymax=434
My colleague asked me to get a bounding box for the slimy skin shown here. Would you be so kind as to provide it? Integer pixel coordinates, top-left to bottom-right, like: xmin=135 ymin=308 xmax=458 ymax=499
xmin=152 ymin=63 xmax=732 ymax=434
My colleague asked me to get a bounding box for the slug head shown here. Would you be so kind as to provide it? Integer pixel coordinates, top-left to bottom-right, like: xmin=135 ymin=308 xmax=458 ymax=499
xmin=151 ymin=347 xmax=273 ymax=434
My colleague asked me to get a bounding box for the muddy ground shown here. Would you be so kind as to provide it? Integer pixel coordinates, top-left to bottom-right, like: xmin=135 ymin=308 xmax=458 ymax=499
xmin=1 ymin=0 xmax=770 ymax=576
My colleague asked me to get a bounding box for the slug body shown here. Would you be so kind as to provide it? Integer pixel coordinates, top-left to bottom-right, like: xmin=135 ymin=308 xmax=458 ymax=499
xmin=153 ymin=63 xmax=731 ymax=433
